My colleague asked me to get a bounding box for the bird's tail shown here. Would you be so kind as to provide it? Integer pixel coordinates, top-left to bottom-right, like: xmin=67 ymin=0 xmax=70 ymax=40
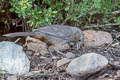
xmin=2 ymin=32 xmax=36 ymax=37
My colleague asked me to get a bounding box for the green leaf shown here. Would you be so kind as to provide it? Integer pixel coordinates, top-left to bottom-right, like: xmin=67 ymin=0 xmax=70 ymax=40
xmin=65 ymin=6 xmax=69 ymax=11
xmin=1 ymin=10 xmax=5 ymax=13
xmin=52 ymin=11 xmax=57 ymax=13
xmin=116 ymin=17 xmax=120 ymax=24
xmin=9 ymin=8 xmax=15 ymax=12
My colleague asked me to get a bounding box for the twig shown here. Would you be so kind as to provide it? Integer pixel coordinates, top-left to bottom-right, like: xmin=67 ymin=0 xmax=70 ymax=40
xmin=0 ymin=4 xmax=4 ymax=11
xmin=62 ymin=0 xmax=74 ymax=25
xmin=14 ymin=38 xmax=21 ymax=43
xmin=111 ymin=10 xmax=120 ymax=15
xmin=83 ymin=23 xmax=120 ymax=29
xmin=76 ymin=4 xmax=94 ymax=19
xmin=61 ymin=18 xmax=69 ymax=25
xmin=62 ymin=4 xmax=94 ymax=24
xmin=53 ymin=17 xmax=59 ymax=24
xmin=105 ymin=38 xmax=116 ymax=49
xmin=102 ymin=23 xmax=120 ymax=26
xmin=105 ymin=33 xmax=120 ymax=49
xmin=69 ymin=0 xmax=74 ymax=13
xmin=22 ymin=70 xmax=55 ymax=78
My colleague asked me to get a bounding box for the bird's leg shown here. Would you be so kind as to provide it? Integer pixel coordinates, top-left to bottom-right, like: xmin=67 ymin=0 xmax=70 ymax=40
xmin=47 ymin=47 xmax=54 ymax=56
xmin=48 ymin=46 xmax=65 ymax=57
xmin=72 ymin=30 xmax=83 ymax=50
xmin=23 ymin=36 xmax=31 ymax=47
xmin=76 ymin=42 xmax=81 ymax=50
xmin=14 ymin=38 xmax=21 ymax=43
xmin=23 ymin=41 xmax=28 ymax=47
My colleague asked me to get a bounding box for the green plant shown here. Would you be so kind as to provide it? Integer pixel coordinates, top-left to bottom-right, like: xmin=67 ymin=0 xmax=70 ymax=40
xmin=9 ymin=0 xmax=120 ymax=27
xmin=10 ymin=0 xmax=57 ymax=27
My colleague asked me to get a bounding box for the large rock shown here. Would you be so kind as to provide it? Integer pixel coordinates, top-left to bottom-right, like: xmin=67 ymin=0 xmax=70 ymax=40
xmin=26 ymin=36 xmax=48 ymax=54
xmin=26 ymin=36 xmax=70 ymax=54
xmin=83 ymin=30 xmax=113 ymax=47
xmin=66 ymin=53 xmax=108 ymax=77
xmin=0 ymin=41 xmax=30 ymax=75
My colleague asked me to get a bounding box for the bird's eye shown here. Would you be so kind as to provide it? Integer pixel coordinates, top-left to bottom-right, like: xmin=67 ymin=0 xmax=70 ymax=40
xmin=79 ymin=39 xmax=81 ymax=41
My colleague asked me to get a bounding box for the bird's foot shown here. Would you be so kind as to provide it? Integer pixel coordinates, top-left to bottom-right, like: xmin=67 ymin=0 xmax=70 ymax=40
xmin=76 ymin=42 xmax=82 ymax=50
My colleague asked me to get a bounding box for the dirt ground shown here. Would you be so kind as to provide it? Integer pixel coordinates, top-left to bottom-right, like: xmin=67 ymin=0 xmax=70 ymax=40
xmin=1 ymin=29 xmax=120 ymax=80
xmin=24 ymin=45 xmax=120 ymax=80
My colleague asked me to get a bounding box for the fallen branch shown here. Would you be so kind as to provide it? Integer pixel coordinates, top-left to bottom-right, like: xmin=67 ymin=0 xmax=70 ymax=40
xmin=83 ymin=23 xmax=120 ymax=29
xmin=22 ymin=70 xmax=55 ymax=78
xmin=111 ymin=10 xmax=120 ymax=15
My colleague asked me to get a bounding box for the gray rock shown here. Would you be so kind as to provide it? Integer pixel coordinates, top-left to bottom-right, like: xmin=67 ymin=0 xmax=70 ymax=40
xmin=25 ymin=51 xmax=33 ymax=56
xmin=26 ymin=36 xmax=48 ymax=54
xmin=83 ymin=30 xmax=113 ymax=47
xmin=57 ymin=58 xmax=72 ymax=67
xmin=0 ymin=41 xmax=30 ymax=75
xmin=66 ymin=52 xmax=75 ymax=59
xmin=66 ymin=53 xmax=108 ymax=77
xmin=26 ymin=36 xmax=70 ymax=55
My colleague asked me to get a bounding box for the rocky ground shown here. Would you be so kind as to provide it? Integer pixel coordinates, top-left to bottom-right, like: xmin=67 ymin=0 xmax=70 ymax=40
xmin=23 ymin=45 xmax=120 ymax=80
xmin=1 ymin=27 xmax=120 ymax=80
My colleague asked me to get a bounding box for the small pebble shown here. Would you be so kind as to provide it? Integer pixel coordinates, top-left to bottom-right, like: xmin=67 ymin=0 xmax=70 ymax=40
xmin=57 ymin=58 xmax=72 ymax=67
xmin=65 ymin=52 xmax=75 ymax=59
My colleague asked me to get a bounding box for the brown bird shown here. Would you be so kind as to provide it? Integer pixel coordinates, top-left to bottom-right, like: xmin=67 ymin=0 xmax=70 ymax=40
xmin=3 ymin=25 xmax=83 ymax=56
